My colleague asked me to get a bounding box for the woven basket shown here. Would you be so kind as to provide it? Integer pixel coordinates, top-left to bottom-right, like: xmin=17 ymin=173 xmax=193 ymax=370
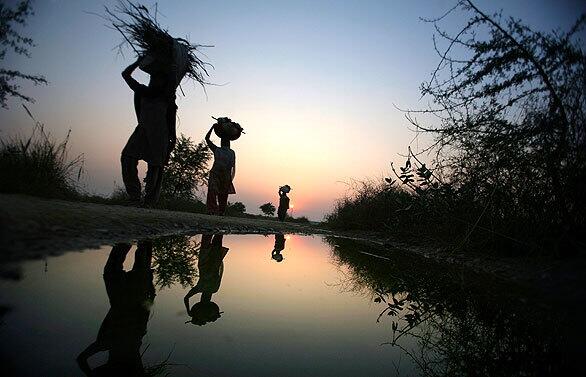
xmin=213 ymin=119 xmax=243 ymax=141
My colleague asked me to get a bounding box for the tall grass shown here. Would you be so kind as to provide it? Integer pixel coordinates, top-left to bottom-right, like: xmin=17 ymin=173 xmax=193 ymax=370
xmin=325 ymin=180 xmax=414 ymax=232
xmin=0 ymin=108 xmax=84 ymax=199
xmin=324 ymin=175 xmax=583 ymax=256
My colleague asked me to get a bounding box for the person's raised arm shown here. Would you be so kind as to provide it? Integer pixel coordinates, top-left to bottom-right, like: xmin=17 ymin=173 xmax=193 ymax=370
xmin=183 ymin=285 xmax=202 ymax=314
xmin=205 ymin=125 xmax=217 ymax=151
xmin=121 ymin=57 xmax=148 ymax=94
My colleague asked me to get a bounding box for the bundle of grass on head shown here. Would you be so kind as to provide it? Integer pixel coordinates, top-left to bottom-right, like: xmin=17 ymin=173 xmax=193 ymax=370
xmin=103 ymin=0 xmax=212 ymax=89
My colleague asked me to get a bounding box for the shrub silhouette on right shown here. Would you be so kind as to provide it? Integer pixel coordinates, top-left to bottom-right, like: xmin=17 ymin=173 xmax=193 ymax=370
xmin=328 ymin=1 xmax=585 ymax=255
xmin=407 ymin=1 xmax=586 ymax=253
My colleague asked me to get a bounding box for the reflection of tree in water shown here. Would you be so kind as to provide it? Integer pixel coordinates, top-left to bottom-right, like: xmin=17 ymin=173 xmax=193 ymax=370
xmin=152 ymin=235 xmax=199 ymax=288
xmin=326 ymin=237 xmax=574 ymax=376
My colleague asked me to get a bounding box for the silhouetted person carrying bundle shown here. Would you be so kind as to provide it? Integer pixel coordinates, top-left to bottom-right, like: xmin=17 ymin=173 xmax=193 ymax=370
xmin=104 ymin=2 xmax=211 ymax=206
xmin=121 ymin=57 xmax=176 ymax=206
xmin=277 ymin=185 xmax=291 ymax=221
xmin=205 ymin=118 xmax=242 ymax=215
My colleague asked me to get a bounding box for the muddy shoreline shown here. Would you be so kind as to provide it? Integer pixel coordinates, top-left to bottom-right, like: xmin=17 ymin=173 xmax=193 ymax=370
xmin=0 ymin=194 xmax=321 ymax=262
xmin=1 ymin=194 xmax=584 ymax=300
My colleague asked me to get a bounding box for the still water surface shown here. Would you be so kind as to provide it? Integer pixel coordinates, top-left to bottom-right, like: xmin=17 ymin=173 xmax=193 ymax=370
xmin=0 ymin=234 xmax=581 ymax=376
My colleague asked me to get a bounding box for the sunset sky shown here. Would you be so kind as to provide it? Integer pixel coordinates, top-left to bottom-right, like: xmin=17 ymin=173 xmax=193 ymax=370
xmin=1 ymin=0 xmax=583 ymax=219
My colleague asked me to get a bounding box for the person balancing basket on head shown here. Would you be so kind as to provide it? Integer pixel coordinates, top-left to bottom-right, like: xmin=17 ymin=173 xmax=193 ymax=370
xmin=277 ymin=185 xmax=291 ymax=221
xmin=106 ymin=2 xmax=211 ymax=206
xmin=205 ymin=117 xmax=243 ymax=215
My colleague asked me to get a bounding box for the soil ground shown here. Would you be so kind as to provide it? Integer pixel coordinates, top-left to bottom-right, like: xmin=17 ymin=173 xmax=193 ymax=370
xmin=1 ymin=194 xmax=584 ymax=301
xmin=0 ymin=194 xmax=321 ymax=262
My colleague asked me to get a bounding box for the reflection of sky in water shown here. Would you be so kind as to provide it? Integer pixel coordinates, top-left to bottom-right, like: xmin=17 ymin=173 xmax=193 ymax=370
xmin=0 ymin=235 xmax=416 ymax=377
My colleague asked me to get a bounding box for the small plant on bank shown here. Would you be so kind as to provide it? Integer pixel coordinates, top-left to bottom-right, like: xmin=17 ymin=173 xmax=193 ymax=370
xmin=259 ymin=202 xmax=276 ymax=216
xmin=226 ymin=201 xmax=246 ymax=217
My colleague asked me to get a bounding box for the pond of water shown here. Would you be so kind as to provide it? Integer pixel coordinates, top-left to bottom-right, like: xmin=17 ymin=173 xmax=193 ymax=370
xmin=0 ymin=234 xmax=582 ymax=376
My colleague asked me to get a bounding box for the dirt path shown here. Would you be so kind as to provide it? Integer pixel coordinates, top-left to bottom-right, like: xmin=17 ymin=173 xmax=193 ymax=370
xmin=0 ymin=194 xmax=324 ymax=262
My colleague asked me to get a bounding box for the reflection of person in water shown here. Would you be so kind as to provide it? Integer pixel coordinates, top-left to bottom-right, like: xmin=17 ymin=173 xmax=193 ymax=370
xmin=77 ymin=242 xmax=155 ymax=377
xmin=272 ymin=233 xmax=286 ymax=262
xmin=184 ymin=234 xmax=229 ymax=325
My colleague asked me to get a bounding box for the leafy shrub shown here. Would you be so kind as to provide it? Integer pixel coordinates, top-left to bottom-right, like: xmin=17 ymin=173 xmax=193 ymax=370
xmin=260 ymin=202 xmax=276 ymax=216
xmin=161 ymin=134 xmax=211 ymax=201
xmin=225 ymin=201 xmax=246 ymax=216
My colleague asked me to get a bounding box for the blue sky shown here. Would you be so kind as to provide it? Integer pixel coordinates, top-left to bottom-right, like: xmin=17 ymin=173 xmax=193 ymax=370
xmin=1 ymin=0 xmax=584 ymax=219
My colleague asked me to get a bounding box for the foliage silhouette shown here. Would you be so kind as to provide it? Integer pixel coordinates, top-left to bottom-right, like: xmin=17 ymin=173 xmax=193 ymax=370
xmin=328 ymin=1 xmax=586 ymax=255
xmin=259 ymin=202 xmax=276 ymax=216
xmin=160 ymin=134 xmax=211 ymax=202
xmin=226 ymin=201 xmax=246 ymax=216
xmin=0 ymin=0 xmax=47 ymax=108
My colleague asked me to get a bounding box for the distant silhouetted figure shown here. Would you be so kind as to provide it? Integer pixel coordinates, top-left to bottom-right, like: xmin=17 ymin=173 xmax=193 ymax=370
xmin=184 ymin=234 xmax=229 ymax=325
xmin=120 ymin=57 xmax=177 ymax=206
xmin=272 ymin=233 xmax=286 ymax=262
xmin=77 ymin=241 xmax=155 ymax=376
xmin=205 ymin=126 xmax=236 ymax=215
xmin=277 ymin=186 xmax=290 ymax=221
